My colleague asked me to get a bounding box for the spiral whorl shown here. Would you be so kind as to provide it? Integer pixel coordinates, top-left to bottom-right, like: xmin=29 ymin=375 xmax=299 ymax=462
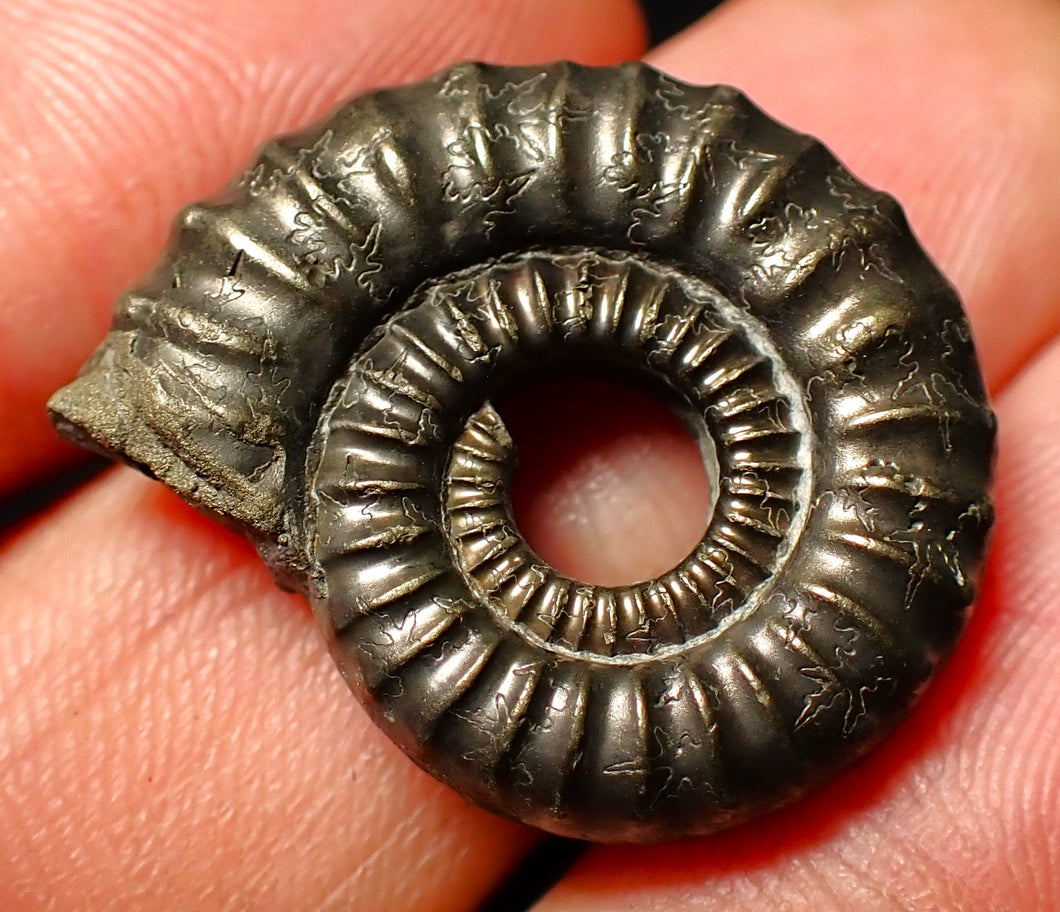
xmin=49 ymin=62 xmax=995 ymax=842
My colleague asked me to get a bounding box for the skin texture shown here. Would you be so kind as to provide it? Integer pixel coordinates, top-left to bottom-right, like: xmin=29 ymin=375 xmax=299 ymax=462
xmin=500 ymin=376 xmax=712 ymax=588
xmin=0 ymin=0 xmax=1058 ymax=910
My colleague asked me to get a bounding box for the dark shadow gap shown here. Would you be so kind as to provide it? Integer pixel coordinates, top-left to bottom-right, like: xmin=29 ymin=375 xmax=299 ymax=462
xmin=0 ymin=457 xmax=108 ymax=533
xmin=476 ymin=837 xmax=588 ymax=912
xmin=640 ymin=0 xmax=727 ymax=46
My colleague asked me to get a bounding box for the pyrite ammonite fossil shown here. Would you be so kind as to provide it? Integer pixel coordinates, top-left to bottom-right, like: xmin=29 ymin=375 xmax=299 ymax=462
xmin=49 ymin=62 xmax=996 ymax=842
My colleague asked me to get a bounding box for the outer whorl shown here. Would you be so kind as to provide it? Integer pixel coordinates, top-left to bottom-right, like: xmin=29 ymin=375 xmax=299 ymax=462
xmin=49 ymin=62 xmax=995 ymax=842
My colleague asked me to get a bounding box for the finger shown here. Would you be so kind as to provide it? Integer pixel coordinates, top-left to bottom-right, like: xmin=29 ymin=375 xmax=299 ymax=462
xmin=500 ymin=376 xmax=712 ymax=587
xmin=521 ymin=0 xmax=1059 ymax=610
xmin=531 ymin=318 xmax=1060 ymax=912
xmin=0 ymin=0 xmax=646 ymax=493
xmin=0 ymin=470 xmax=536 ymax=911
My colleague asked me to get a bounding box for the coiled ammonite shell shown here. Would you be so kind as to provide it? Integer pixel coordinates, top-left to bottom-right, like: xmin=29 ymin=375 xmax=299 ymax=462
xmin=49 ymin=62 xmax=996 ymax=842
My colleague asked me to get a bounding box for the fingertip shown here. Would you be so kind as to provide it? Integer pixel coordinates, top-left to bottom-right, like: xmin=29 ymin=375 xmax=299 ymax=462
xmin=501 ymin=376 xmax=711 ymax=588
xmin=0 ymin=469 xmax=535 ymax=910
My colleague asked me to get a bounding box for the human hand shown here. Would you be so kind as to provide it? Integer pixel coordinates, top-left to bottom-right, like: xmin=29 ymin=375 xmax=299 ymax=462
xmin=1 ymin=1 xmax=1057 ymax=909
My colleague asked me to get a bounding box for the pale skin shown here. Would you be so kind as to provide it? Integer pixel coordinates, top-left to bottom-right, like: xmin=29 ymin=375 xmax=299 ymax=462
xmin=1 ymin=0 xmax=1058 ymax=908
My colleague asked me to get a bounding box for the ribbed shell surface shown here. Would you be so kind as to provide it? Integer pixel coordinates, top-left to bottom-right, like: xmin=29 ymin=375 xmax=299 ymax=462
xmin=48 ymin=62 xmax=996 ymax=842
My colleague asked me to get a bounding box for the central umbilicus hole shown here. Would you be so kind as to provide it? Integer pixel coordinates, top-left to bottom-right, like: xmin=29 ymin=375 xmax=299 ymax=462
xmin=495 ymin=374 xmax=713 ymax=588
